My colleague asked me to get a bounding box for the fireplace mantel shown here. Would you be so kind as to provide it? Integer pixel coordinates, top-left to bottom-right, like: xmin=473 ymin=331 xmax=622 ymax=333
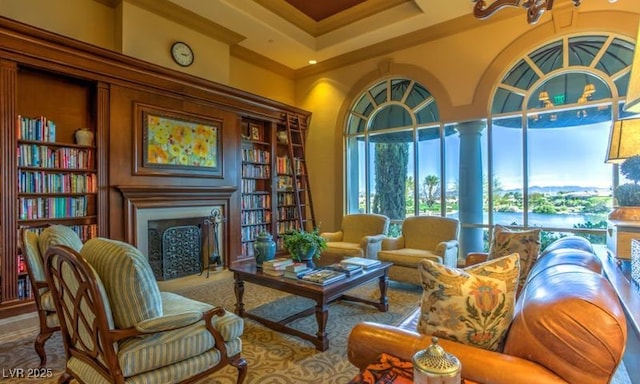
xmin=116 ymin=185 xmax=236 ymax=265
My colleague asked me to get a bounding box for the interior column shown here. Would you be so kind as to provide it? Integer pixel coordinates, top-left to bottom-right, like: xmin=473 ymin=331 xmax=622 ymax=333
xmin=457 ymin=120 xmax=486 ymax=261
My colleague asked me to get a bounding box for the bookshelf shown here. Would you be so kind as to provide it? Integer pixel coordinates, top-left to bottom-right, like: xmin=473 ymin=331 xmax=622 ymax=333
xmin=1 ymin=66 xmax=99 ymax=312
xmin=240 ymin=120 xmax=273 ymax=258
xmin=240 ymin=115 xmax=315 ymax=258
xmin=275 ymin=113 xmax=315 ymax=249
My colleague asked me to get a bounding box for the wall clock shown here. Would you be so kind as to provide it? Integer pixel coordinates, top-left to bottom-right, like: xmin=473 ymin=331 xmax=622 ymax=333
xmin=171 ymin=41 xmax=194 ymax=67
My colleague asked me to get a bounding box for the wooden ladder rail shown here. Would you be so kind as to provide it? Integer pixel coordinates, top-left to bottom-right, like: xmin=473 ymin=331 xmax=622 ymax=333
xmin=284 ymin=112 xmax=316 ymax=232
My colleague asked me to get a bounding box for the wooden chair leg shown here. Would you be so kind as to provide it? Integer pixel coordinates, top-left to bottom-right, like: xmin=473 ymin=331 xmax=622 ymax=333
xmin=58 ymin=372 xmax=72 ymax=384
xmin=232 ymin=357 xmax=248 ymax=384
xmin=34 ymin=330 xmax=54 ymax=368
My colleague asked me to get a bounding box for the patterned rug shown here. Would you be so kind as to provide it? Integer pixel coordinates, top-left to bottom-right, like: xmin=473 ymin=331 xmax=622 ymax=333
xmin=0 ymin=276 xmax=423 ymax=384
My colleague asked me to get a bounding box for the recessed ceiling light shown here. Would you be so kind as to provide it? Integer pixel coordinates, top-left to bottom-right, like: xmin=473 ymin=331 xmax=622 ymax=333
xmin=308 ymin=59 xmax=317 ymax=65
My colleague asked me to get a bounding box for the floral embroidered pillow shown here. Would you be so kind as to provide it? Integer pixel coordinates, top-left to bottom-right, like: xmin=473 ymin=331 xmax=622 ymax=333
xmin=488 ymin=225 xmax=541 ymax=296
xmin=417 ymin=253 xmax=520 ymax=352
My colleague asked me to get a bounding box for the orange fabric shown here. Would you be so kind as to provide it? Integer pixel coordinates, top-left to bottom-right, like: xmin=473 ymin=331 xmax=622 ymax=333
xmin=348 ymin=353 xmax=412 ymax=384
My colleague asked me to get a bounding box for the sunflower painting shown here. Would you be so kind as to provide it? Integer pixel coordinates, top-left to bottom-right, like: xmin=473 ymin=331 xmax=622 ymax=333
xmin=143 ymin=111 xmax=220 ymax=172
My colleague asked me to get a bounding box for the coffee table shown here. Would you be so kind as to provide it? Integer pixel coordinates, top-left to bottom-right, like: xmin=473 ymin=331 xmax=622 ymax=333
xmin=230 ymin=261 xmax=392 ymax=351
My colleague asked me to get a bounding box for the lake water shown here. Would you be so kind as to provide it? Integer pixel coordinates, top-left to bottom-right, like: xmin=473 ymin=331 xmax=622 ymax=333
xmin=448 ymin=211 xmax=608 ymax=228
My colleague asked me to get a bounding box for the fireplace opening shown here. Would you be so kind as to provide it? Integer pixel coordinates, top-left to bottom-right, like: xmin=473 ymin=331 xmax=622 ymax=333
xmin=148 ymin=217 xmax=210 ymax=280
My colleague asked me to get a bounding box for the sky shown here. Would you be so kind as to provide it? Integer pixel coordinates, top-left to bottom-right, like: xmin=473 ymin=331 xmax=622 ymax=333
xmin=359 ymin=120 xmax=615 ymax=193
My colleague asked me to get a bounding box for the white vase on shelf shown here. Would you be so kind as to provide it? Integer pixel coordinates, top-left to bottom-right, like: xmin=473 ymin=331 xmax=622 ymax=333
xmin=74 ymin=128 xmax=94 ymax=146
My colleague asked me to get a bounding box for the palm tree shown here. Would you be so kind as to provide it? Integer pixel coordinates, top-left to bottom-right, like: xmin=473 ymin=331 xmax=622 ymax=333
xmin=422 ymin=175 xmax=440 ymax=208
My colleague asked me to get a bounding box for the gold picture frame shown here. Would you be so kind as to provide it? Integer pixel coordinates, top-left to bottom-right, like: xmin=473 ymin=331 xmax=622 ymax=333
xmin=133 ymin=103 xmax=223 ymax=178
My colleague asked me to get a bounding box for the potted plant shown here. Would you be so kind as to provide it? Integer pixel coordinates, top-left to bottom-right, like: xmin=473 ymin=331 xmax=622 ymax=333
xmin=282 ymin=228 xmax=327 ymax=268
xmin=610 ymin=155 xmax=640 ymax=221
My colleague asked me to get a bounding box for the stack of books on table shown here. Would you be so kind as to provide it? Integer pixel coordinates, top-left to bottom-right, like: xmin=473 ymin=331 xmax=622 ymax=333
xmin=320 ymin=263 xmax=363 ymax=277
xmin=284 ymin=262 xmax=313 ymax=280
xmin=340 ymin=257 xmax=381 ymax=270
xmin=300 ymin=269 xmax=347 ymax=286
xmin=262 ymin=258 xmax=294 ymax=276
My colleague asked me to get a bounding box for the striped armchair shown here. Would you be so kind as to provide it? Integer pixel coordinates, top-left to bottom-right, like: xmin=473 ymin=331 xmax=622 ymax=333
xmin=44 ymin=237 xmax=247 ymax=384
xmin=19 ymin=225 xmax=84 ymax=367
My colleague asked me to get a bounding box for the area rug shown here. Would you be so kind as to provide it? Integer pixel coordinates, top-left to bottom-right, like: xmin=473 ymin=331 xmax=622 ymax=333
xmin=0 ymin=275 xmax=423 ymax=384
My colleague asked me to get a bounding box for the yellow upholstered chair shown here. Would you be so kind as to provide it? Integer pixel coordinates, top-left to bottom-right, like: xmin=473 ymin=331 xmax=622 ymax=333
xmin=44 ymin=237 xmax=247 ymax=384
xmin=377 ymin=216 xmax=459 ymax=285
xmin=18 ymin=225 xmax=84 ymax=367
xmin=319 ymin=214 xmax=389 ymax=263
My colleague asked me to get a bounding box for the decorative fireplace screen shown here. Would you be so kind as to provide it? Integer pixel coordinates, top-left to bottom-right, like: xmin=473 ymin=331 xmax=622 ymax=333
xmin=148 ymin=218 xmax=204 ymax=280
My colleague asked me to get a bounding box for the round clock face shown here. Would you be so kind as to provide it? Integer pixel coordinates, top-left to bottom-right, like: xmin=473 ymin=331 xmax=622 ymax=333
xmin=171 ymin=42 xmax=194 ymax=67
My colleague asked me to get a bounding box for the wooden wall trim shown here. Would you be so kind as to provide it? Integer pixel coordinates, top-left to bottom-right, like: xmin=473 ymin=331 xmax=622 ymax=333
xmin=116 ymin=185 xmax=237 ymax=267
xmin=0 ymin=16 xmax=310 ymax=121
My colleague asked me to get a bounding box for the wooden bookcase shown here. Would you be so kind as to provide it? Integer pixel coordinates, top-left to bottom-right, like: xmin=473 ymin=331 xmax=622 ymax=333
xmin=239 ymin=114 xmax=316 ymax=258
xmin=1 ymin=66 xmax=102 ymax=315
xmin=240 ymin=119 xmax=273 ymax=258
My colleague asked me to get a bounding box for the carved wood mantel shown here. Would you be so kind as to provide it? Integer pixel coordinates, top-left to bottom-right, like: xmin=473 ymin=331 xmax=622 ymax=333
xmin=117 ymin=185 xmax=237 ymax=266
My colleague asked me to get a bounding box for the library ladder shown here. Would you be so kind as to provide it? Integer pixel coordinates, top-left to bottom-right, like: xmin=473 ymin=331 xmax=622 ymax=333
xmin=283 ymin=112 xmax=316 ymax=231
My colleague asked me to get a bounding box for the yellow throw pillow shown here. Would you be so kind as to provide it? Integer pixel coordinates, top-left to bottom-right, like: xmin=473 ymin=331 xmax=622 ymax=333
xmin=417 ymin=253 xmax=520 ymax=352
xmin=488 ymin=225 xmax=541 ymax=296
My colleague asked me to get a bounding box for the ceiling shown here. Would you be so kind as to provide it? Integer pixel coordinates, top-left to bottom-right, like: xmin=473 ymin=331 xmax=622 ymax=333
xmin=163 ymin=0 xmax=478 ymax=71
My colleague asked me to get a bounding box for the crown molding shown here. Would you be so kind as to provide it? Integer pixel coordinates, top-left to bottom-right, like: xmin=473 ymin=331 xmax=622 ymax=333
xmin=230 ymin=45 xmax=294 ymax=78
xmin=254 ymin=0 xmax=409 ymax=37
xmin=123 ymin=0 xmax=245 ymax=45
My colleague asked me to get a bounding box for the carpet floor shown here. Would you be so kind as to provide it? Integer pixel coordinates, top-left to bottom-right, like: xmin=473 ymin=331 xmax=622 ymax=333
xmin=0 ymin=273 xmax=423 ymax=384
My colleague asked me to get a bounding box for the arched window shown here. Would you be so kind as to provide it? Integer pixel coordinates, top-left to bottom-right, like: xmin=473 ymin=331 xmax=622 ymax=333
xmin=486 ymin=34 xmax=637 ymax=246
xmin=344 ymin=78 xmax=455 ymax=230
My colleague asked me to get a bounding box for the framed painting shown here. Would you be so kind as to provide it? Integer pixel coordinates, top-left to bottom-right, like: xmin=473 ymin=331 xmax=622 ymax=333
xmin=134 ymin=104 xmax=223 ymax=177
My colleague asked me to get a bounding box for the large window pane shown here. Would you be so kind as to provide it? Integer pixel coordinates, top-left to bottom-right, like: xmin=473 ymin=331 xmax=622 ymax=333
xmin=369 ymin=132 xmax=410 ymax=221
xmin=492 ymin=116 xmax=524 ymax=226
xmin=444 ymin=124 xmax=459 ymax=217
xmin=528 ymin=110 xmax=612 ymax=234
xmin=345 ymin=136 xmax=365 ymax=214
xmin=417 ymin=126 xmax=441 ymax=216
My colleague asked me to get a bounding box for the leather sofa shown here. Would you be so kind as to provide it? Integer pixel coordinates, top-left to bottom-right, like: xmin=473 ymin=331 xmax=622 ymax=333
xmin=347 ymin=237 xmax=628 ymax=384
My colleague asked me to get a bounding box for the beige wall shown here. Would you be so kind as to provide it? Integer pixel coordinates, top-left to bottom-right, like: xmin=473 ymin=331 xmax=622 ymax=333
xmin=1 ymin=0 xmax=638 ymax=233
xmin=297 ymin=4 xmax=640 ymax=231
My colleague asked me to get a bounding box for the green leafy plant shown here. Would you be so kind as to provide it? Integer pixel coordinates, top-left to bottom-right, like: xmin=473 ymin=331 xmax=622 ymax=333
xmin=615 ymin=155 xmax=640 ymax=206
xmin=282 ymin=228 xmax=327 ymax=260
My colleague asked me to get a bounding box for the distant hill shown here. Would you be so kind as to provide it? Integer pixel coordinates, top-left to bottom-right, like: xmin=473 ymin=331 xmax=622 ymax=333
xmin=502 ymin=186 xmax=611 ymax=195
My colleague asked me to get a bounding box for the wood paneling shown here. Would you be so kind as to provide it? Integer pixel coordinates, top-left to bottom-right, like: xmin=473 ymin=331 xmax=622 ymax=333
xmin=0 ymin=16 xmax=310 ymax=318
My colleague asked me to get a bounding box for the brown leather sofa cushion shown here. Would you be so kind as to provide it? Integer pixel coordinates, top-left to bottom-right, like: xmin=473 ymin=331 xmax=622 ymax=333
xmin=503 ymin=258 xmax=626 ymax=384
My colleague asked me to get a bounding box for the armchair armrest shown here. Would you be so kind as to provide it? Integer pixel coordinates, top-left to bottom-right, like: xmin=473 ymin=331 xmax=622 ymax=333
xmin=382 ymin=236 xmax=405 ymax=250
xmin=320 ymin=231 xmax=343 ymax=242
xmin=465 ymin=252 xmax=489 ymax=267
xmin=135 ymin=311 xmax=203 ymax=333
xmin=435 ymin=240 xmax=459 ymax=267
xmin=362 ymin=234 xmax=386 ymax=246
xmin=361 ymin=234 xmax=386 ymax=259
xmin=348 ymin=322 xmax=566 ymax=384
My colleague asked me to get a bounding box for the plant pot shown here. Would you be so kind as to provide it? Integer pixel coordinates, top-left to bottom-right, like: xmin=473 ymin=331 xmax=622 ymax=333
xmin=253 ymin=232 xmax=276 ymax=268
xmin=608 ymin=207 xmax=640 ymax=221
xmin=293 ymin=247 xmax=317 ymax=269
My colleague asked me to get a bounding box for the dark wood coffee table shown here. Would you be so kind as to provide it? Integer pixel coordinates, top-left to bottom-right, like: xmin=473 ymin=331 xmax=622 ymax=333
xmin=230 ymin=261 xmax=391 ymax=351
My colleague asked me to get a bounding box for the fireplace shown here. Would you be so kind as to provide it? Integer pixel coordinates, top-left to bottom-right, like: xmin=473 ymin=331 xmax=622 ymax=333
xmin=117 ymin=186 xmax=235 ymax=277
xmin=147 ymin=217 xmax=206 ymax=280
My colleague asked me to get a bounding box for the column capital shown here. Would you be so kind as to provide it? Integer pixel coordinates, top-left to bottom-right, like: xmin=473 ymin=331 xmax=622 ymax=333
xmin=456 ymin=120 xmax=486 ymax=136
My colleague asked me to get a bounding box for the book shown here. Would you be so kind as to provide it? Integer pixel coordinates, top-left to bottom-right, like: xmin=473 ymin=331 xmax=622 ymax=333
xmin=285 ymin=262 xmax=309 ymax=273
xmin=262 ymin=268 xmax=285 ymax=277
xmin=263 ymin=258 xmax=294 ymax=269
xmin=340 ymin=257 xmax=381 ymax=269
xmin=300 ymin=269 xmax=347 ymax=286
xmin=284 ymin=267 xmax=313 ymax=280
xmin=320 ymin=263 xmax=363 ymax=277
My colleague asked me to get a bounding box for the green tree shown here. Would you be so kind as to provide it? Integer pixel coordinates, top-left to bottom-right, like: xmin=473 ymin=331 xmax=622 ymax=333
xmin=372 ymin=143 xmax=408 ymax=220
xmin=422 ymin=175 xmax=440 ymax=209
xmin=406 ymin=176 xmax=415 ymax=212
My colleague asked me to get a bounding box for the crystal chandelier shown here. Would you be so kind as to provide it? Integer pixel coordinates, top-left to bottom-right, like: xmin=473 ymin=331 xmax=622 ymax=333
xmin=471 ymin=0 xmax=582 ymax=25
